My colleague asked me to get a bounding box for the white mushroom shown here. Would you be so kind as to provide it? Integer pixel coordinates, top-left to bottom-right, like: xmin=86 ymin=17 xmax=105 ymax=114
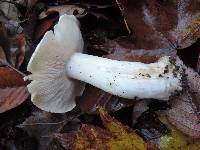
xmin=25 ymin=14 xmax=184 ymax=113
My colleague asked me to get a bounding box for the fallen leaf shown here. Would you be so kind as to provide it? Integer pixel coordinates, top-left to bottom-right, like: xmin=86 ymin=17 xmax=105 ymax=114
xmin=185 ymin=67 xmax=200 ymax=110
xmin=77 ymin=84 xmax=135 ymax=114
xmin=17 ymin=109 xmax=81 ymax=150
xmin=116 ymin=0 xmax=200 ymax=50
xmin=39 ymin=5 xmax=86 ymax=19
xmin=0 ymin=21 xmax=25 ymax=67
xmin=15 ymin=33 xmax=26 ymax=69
xmin=134 ymin=110 xmax=169 ymax=141
xmin=15 ymin=0 xmax=38 ymax=8
xmin=0 ymin=46 xmax=7 ymax=65
xmin=166 ymin=90 xmax=200 ymax=138
xmin=0 ymin=67 xmax=29 ymax=113
xmin=55 ymin=107 xmax=148 ymax=150
xmin=197 ymin=54 xmax=200 ymax=73
xmin=0 ymin=23 xmax=10 ymax=63
xmin=34 ymin=14 xmax=59 ymax=42
xmin=158 ymin=116 xmax=200 ymax=150
xmin=0 ymin=1 xmax=20 ymax=21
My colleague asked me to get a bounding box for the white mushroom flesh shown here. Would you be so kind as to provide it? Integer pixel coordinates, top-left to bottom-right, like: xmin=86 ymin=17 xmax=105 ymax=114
xmin=67 ymin=53 xmax=183 ymax=100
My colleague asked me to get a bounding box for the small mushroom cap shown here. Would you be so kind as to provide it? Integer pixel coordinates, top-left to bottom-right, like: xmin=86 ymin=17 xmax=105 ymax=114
xmin=25 ymin=14 xmax=84 ymax=113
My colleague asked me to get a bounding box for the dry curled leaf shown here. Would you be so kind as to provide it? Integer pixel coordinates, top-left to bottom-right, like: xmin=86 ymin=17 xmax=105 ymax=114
xmin=116 ymin=0 xmax=200 ymax=50
xmin=0 ymin=67 xmax=29 ymax=113
xmin=55 ymin=107 xmax=149 ymax=150
xmin=39 ymin=5 xmax=86 ymax=19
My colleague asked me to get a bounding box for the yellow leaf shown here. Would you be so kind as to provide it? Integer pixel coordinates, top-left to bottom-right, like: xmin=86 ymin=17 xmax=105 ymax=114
xmin=158 ymin=116 xmax=200 ymax=150
xmin=56 ymin=107 xmax=149 ymax=150
xmin=99 ymin=107 xmax=147 ymax=150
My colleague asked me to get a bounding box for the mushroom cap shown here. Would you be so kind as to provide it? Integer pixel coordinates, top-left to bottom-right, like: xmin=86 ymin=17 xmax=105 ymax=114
xmin=25 ymin=14 xmax=84 ymax=113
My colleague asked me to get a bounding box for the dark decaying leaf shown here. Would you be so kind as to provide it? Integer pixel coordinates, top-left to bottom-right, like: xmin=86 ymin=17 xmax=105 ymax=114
xmin=17 ymin=109 xmax=81 ymax=150
xmin=0 ymin=67 xmax=29 ymax=113
xmin=77 ymin=84 xmax=135 ymax=114
xmin=134 ymin=111 xmax=170 ymax=141
xmin=132 ymin=100 xmax=150 ymax=125
xmin=55 ymin=107 xmax=151 ymax=150
xmin=116 ymin=0 xmax=200 ymax=50
xmin=15 ymin=33 xmax=26 ymax=69
xmin=0 ymin=23 xmax=10 ymax=63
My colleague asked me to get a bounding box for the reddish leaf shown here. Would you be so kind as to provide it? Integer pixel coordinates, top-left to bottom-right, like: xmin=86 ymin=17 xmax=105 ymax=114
xmin=34 ymin=15 xmax=59 ymax=42
xmin=115 ymin=0 xmax=200 ymax=50
xmin=0 ymin=67 xmax=29 ymax=113
xmin=106 ymin=53 xmax=159 ymax=63
xmin=77 ymin=84 xmax=135 ymax=114
xmin=15 ymin=34 xmax=26 ymax=69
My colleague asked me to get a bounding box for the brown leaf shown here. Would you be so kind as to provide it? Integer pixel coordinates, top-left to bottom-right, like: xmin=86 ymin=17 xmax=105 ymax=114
xmin=115 ymin=0 xmax=200 ymax=50
xmin=55 ymin=107 xmax=149 ymax=150
xmin=185 ymin=67 xmax=200 ymax=111
xmin=15 ymin=33 xmax=26 ymax=69
xmin=34 ymin=15 xmax=59 ymax=42
xmin=0 ymin=46 xmax=7 ymax=65
xmin=16 ymin=0 xmax=38 ymax=8
xmin=39 ymin=5 xmax=86 ymax=19
xmin=0 ymin=67 xmax=29 ymax=113
xmin=77 ymin=84 xmax=135 ymax=114
xmin=102 ymin=38 xmax=177 ymax=57
xmin=106 ymin=53 xmax=159 ymax=63
xmin=165 ymin=61 xmax=200 ymax=138
xmin=17 ymin=111 xmax=68 ymax=150
xmin=197 ymin=54 xmax=200 ymax=73
xmin=17 ymin=105 xmax=82 ymax=149
xmin=0 ymin=23 xmax=10 ymax=62
xmin=166 ymin=90 xmax=200 ymax=138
